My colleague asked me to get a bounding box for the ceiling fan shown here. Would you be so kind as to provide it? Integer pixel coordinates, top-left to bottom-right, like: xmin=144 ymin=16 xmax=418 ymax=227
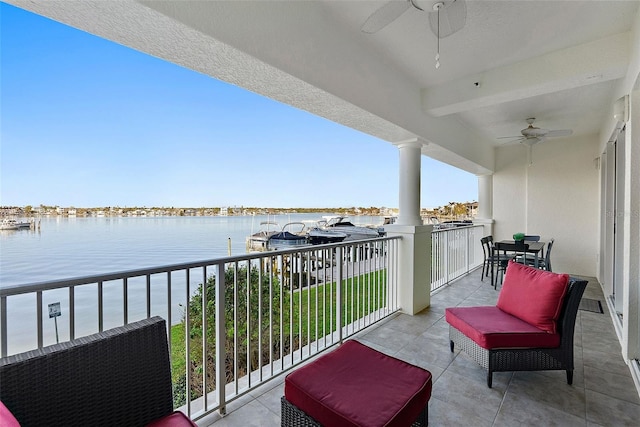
xmin=360 ymin=0 xmax=467 ymax=36
xmin=499 ymin=118 xmax=573 ymax=145
xmin=360 ymin=0 xmax=467 ymax=68
xmin=498 ymin=118 xmax=573 ymax=165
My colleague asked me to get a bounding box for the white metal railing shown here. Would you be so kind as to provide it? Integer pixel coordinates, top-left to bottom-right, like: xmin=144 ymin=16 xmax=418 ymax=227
xmin=0 ymin=236 xmax=400 ymax=421
xmin=431 ymin=224 xmax=484 ymax=292
xmin=0 ymin=226 xmax=483 ymax=420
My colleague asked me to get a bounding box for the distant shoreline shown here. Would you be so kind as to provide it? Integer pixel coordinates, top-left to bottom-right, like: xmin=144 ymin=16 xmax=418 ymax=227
xmin=0 ymin=205 xmax=398 ymax=219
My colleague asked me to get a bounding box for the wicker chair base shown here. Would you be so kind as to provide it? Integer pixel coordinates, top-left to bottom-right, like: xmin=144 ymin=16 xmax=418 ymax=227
xmin=449 ymin=326 xmax=572 ymax=388
xmin=281 ymin=396 xmax=428 ymax=426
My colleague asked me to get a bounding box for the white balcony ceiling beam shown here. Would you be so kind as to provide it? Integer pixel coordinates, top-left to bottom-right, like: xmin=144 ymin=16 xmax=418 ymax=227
xmin=422 ymin=32 xmax=630 ymax=118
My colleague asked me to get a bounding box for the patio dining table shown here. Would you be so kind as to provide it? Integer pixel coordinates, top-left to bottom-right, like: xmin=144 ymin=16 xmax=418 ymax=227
xmin=491 ymin=240 xmax=546 ymax=288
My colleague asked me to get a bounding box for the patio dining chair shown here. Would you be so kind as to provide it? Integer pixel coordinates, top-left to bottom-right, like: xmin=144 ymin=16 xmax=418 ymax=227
xmin=493 ymin=241 xmax=529 ymax=288
xmin=480 ymin=236 xmax=512 ymax=284
xmin=517 ymin=238 xmax=554 ymax=271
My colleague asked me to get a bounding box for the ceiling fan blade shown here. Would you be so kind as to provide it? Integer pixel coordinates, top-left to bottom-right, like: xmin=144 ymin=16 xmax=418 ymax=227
xmin=428 ymin=0 xmax=467 ymax=38
xmin=546 ymin=129 xmax=573 ymax=138
xmin=499 ymin=137 xmax=526 ymax=145
xmin=361 ymin=1 xmax=412 ymax=34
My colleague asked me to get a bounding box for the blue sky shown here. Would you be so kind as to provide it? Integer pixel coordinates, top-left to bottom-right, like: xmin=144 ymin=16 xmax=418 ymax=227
xmin=0 ymin=3 xmax=477 ymax=209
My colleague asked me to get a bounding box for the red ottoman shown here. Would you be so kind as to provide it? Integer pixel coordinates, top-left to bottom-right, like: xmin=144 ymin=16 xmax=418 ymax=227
xmin=282 ymin=340 xmax=432 ymax=427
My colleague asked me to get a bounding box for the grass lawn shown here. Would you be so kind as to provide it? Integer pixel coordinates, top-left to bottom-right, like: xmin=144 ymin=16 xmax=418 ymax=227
xmin=169 ymin=270 xmax=388 ymax=386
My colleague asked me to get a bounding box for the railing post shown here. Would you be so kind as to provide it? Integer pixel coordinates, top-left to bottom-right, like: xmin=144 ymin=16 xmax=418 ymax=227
xmin=37 ymin=291 xmax=43 ymax=348
xmin=123 ymin=277 xmax=128 ymax=325
xmin=185 ymin=269 xmax=192 ymax=417
xmin=98 ymin=281 xmax=104 ymax=332
xmin=444 ymin=231 xmax=450 ymax=284
xmin=202 ymin=267 xmax=209 ymax=412
xmin=69 ymin=286 xmax=75 ymax=341
xmin=335 ymin=246 xmax=343 ymax=343
xmin=1 ymin=296 xmax=7 ymax=357
xmin=464 ymin=228 xmax=470 ymax=274
xmin=146 ymin=275 xmax=152 ymax=319
xmin=167 ymin=272 xmax=172 ymax=358
xmin=215 ymin=261 xmax=226 ymax=416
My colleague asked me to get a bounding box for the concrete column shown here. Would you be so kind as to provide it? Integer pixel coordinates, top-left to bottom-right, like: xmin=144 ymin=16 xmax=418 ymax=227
xmin=474 ymin=174 xmax=494 ymax=236
xmin=396 ymin=140 xmax=423 ymax=226
xmin=385 ymin=139 xmax=430 ymax=315
xmin=477 ymin=174 xmax=493 ymax=219
xmin=385 ymin=224 xmax=432 ymax=314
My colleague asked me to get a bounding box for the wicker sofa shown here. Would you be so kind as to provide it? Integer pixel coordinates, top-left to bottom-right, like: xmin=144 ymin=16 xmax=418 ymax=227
xmin=0 ymin=316 xmax=195 ymax=427
xmin=446 ymin=261 xmax=587 ymax=388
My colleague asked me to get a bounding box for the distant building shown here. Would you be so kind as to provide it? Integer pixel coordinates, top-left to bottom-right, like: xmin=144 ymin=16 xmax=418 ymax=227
xmin=465 ymin=202 xmax=478 ymax=218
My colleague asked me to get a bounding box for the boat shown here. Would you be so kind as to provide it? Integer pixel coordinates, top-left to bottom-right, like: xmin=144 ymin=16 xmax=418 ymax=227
xmin=0 ymin=218 xmax=32 ymax=230
xmin=267 ymin=222 xmax=309 ymax=250
xmin=319 ymin=216 xmax=382 ymax=241
xmin=428 ymin=217 xmax=473 ymax=230
xmin=307 ymin=228 xmax=348 ymax=245
xmin=245 ymin=221 xmax=280 ymax=252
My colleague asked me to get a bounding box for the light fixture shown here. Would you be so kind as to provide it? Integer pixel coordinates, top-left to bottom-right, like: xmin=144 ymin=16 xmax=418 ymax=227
xmin=613 ymin=95 xmax=629 ymax=122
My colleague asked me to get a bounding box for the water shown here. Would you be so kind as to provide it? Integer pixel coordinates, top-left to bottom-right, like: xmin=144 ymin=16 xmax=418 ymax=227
xmin=0 ymin=214 xmax=385 ymax=354
xmin=0 ymin=214 xmax=385 ymax=287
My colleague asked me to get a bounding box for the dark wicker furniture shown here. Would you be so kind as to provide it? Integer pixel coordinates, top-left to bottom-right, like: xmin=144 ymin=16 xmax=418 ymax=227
xmin=281 ymin=396 xmax=429 ymax=427
xmin=0 ymin=316 xmax=193 ymax=427
xmin=282 ymin=340 xmax=431 ymax=427
xmin=448 ymin=277 xmax=587 ymax=388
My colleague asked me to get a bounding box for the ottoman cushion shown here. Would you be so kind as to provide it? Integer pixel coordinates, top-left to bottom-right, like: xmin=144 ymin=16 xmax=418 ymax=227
xmin=146 ymin=411 xmax=197 ymax=427
xmin=284 ymin=340 xmax=432 ymax=427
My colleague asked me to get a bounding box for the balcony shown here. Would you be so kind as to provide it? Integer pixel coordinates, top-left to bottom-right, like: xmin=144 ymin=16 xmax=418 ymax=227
xmin=198 ymin=273 xmax=640 ymax=426
xmin=3 ymin=4 xmax=640 ymax=421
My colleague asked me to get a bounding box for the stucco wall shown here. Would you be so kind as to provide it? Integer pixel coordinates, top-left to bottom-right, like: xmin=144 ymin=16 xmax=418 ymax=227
xmin=494 ymin=135 xmax=600 ymax=276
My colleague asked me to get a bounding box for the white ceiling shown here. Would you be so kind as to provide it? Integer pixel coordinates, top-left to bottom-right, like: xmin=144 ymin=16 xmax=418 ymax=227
xmin=7 ymin=0 xmax=640 ymax=174
xmin=323 ymin=0 xmax=637 ymax=140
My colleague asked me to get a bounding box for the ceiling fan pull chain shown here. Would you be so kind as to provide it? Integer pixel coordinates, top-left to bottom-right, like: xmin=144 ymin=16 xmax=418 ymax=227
xmin=435 ymin=4 xmax=441 ymax=69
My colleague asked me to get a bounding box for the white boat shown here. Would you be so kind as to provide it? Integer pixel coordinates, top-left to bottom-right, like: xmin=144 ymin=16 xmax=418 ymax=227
xmin=307 ymin=228 xmax=348 ymax=245
xmin=428 ymin=216 xmax=473 ymax=230
xmin=0 ymin=218 xmax=32 ymax=230
xmin=319 ymin=216 xmax=382 ymax=241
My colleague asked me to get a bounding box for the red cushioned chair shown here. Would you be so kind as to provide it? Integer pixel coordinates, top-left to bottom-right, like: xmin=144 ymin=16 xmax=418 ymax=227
xmin=446 ymin=261 xmax=587 ymax=387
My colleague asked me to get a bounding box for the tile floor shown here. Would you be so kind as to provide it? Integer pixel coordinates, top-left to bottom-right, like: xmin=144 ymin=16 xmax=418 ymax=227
xmin=197 ymin=271 xmax=640 ymax=426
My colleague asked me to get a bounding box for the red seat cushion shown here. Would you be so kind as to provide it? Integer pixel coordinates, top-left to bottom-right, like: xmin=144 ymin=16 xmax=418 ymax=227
xmin=0 ymin=400 xmax=21 ymax=427
xmin=445 ymin=306 xmax=561 ymax=349
xmin=146 ymin=411 xmax=197 ymax=427
xmin=284 ymin=340 xmax=432 ymax=427
xmin=497 ymin=261 xmax=569 ymax=333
